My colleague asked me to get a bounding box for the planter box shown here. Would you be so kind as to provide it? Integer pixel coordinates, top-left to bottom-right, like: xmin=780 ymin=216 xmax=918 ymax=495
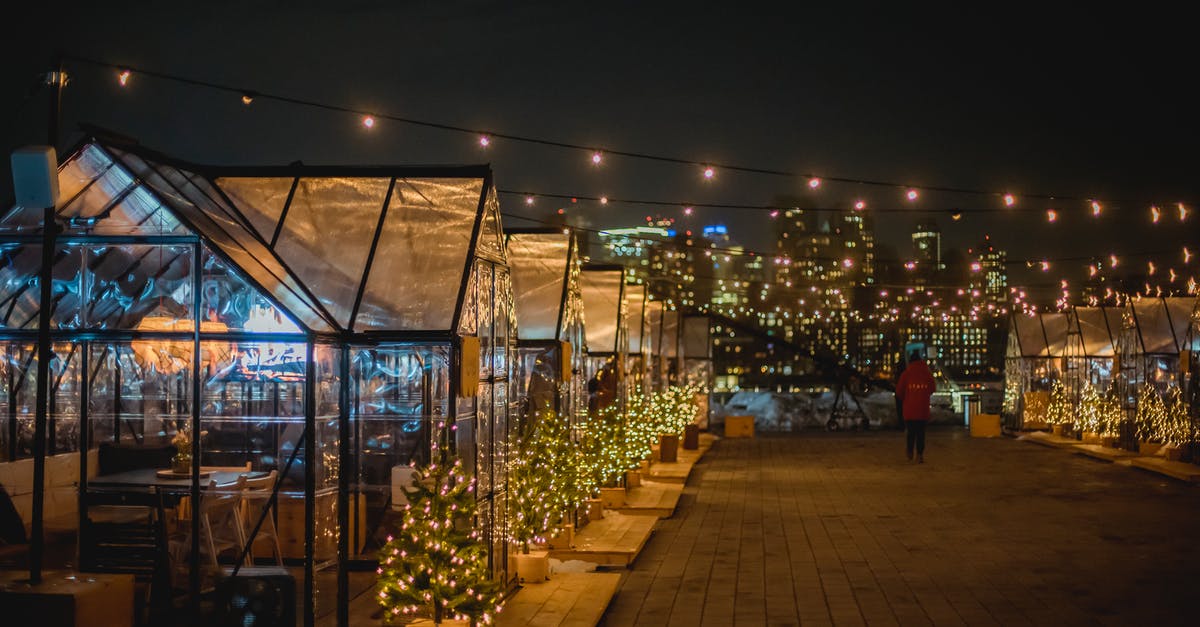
xmin=1138 ymin=441 xmax=1165 ymax=457
xmin=1051 ymin=424 xmax=1065 ymax=436
xmin=1081 ymin=431 xmax=1102 ymax=444
xmin=546 ymin=523 xmax=574 ymax=549
xmin=585 ymin=498 xmax=604 ymax=521
xmin=970 ymin=414 xmax=1001 ymax=438
xmin=625 ymin=470 xmax=642 ymax=488
xmin=511 ymin=550 xmax=550 ymax=583
xmin=683 ymin=424 xmax=700 ymax=450
xmin=659 ymin=435 xmax=680 ymax=462
xmin=599 ymin=487 xmax=626 ymax=509
xmin=1164 ymin=445 xmax=1186 ymax=461
xmin=640 ymin=459 xmax=651 ymax=473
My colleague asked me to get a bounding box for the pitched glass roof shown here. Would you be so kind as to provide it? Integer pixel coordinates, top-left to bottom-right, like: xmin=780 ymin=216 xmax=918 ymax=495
xmin=625 ymin=283 xmax=647 ymax=354
xmin=2 ymin=137 xmax=498 ymax=334
xmin=580 ymin=266 xmax=625 ymax=354
xmin=506 ymin=230 xmax=574 ymax=341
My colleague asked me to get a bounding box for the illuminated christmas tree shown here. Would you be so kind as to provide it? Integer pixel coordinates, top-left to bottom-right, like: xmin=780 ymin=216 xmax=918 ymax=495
xmin=508 ymin=408 xmax=582 ymax=553
xmin=1135 ymin=384 xmax=1165 ymax=443
xmin=1045 ymin=379 xmax=1073 ymax=427
xmin=377 ymin=451 xmax=502 ymax=625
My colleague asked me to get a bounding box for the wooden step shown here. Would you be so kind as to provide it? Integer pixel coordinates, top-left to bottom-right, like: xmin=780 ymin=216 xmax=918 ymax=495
xmin=615 ymin=480 xmax=684 ymax=518
xmin=1127 ymin=457 xmax=1200 ymax=483
xmin=548 ymin=511 xmax=656 ymax=566
xmin=1072 ymin=444 xmax=1139 ymax=463
xmin=496 ymin=572 xmax=621 ymax=627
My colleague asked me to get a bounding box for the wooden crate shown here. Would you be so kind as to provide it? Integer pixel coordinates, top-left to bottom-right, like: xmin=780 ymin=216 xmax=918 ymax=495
xmin=724 ymin=415 xmax=755 ymax=438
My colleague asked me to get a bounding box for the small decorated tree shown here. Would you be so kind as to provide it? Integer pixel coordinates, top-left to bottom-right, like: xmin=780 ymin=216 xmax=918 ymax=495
xmin=1045 ymin=379 xmax=1073 ymax=428
xmin=508 ymin=408 xmax=574 ymax=554
xmin=1135 ymin=384 xmax=1165 ymax=443
xmin=377 ymin=452 xmax=502 ymax=625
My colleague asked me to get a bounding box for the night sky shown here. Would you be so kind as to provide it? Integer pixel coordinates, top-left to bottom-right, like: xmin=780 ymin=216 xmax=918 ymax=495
xmin=4 ymin=2 xmax=1197 ymax=302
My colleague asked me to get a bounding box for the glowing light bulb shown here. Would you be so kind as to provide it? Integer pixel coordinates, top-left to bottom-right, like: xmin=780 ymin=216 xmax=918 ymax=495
xmin=808 ymin=177 xmax=821 ymax=189
xmin=951 ymin=211 xmax=962 ymax=221
xmin=599 ymin=196 xmax=609 ymax=205
xmin=591 ymin=151 xmax=603 ymax=165
xmin=241 ymin=93 xmax=254 ymax=105
xmin=362 ymin=115 xmax=376 ymax=128
xmin=1185 ymin=247 xmax=1193 ymax=263
xmin=683 ymin=206 xmax=693 ymax=215
xmin=1046 ymin=209 xmax=1058 ymax=222
xmin=970 ymin=262 xmax=982 ymax=272
xmin=1178 ymin=203 xmax=1189 ymax=221
xmin=524 ymin=196 xmax=534 ymax=205
xmin=1151 ymin=205 xmax=1161 ymax=223
xmin=769 ymin=210 xmax=780 ymax=218
xmin=1148 ymin=261 xmax=1157 ymax=275
xmin=703 ymin=166 xmax=715 ymax=179
xmin=1089 ymin=264 xmax=1098 ymax=277
xmin=1169 ymin=268 xmax=1177 ymax=282
xmin=117 ymin=69 xmax=131 ymax=86
xmin=906 ymin=189 xmax=919 ymax=201
xmin=1003 ymin=194 xmax=1015 ymax=207
xmin=1110 ymin=254 xmax=1119 ymax=267
xmin=854 ymin=200 xmax=866 ymax=210
xmin=1091 ymin=201 xmax=1102 ymax=216
xmin=479 ymin=135 xmax=490 ymax=147
xmin=842 ymin=258 xmax=853 ymax=268
xmin=1040 ymin=261 xmax=1050 ymax=272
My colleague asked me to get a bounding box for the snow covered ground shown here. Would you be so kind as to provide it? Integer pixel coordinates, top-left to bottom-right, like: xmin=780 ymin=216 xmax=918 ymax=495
xmin=711 ymin=390 xmax=961 ymax=431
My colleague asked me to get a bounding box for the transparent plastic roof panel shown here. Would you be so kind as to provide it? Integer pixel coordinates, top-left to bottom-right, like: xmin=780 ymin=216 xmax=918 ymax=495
xmin=683 ymin=315 xmax=712 ymax=359
xmin=507 ymin=232 xmax=570 ymax=341
xmin=580 ymin=267 xmax=625 ymax=354
xmin=1074 ymin=307 xmax=1120 ymax=358
xmin=625 ymin=283 xmax=647 ymax=354
xmin=1130 ymin=297 xmax=1194 ymax=355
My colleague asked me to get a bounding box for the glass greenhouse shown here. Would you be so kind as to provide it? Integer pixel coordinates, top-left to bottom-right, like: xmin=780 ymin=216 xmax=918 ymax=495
xmin=579 ymin=265 xmax=628 ymax=413
xmin=506 ymin=228 xmax=586 ymax=428
xmin=644 ymin=300 xmax=665 ymax=393
xmin=1115 ymin=297 xmax=1197 ymax=444
xmin=1002 ymin=311 xmax=1069 ymax=429
xmin=0 ymin=135 xmax=515 ymax=625
xmin=624 ymin=283 xmax=650 ymax=398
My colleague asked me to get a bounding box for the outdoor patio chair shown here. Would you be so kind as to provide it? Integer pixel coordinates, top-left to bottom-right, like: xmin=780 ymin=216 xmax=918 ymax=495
xmin=237 ymin=470 xmax=283 ymax=566
xmin=167 ymin=478 xmax=246 ymax=589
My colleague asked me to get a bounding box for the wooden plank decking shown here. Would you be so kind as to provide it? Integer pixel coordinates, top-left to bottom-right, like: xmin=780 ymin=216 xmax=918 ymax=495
xmin=496 ymin=572 xmax=621 ymax=627
xmin=548 ymin=511 xmax=656 ymax=566
xmin=615 ymin=480 xmax=684 ymax=518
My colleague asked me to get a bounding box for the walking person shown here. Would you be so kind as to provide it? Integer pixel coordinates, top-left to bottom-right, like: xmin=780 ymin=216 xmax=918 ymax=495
xmin=896 ymin=349 xmax=936 ymax=462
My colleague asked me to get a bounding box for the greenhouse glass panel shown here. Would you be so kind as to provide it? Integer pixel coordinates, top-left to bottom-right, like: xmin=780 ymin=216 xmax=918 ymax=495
xmin=662 ymin=310 xmax=680 ymax=359
xmin=1133 ymin=300 xmax=1176 ymax=354
xmin=683 ymin=316 xmax=712 ymax=359
xmin=212 ymin=176 xmax=294 ymax=242
xmin=495 ymin=268 xmax=511 ymax=376
xmin=1042 ymin=313 xmax=1068 ymax=357
xmin=200 ymin=245 xmax=301 ymax=334
xmin=357 ymin=178 xmax=483 ymax=331
xmin=1 ymin=342 xmax=39 ymax=461
xmin=1165 ymin=297 xmax=1192 ymax=352
xmin=475 ymin=188 xmax=505 ymax=264
xmin=273 ymin=177 xmax=391 ymax=328
xmin=82 ymin=244 xmax=194 ymax=330
xmin=1076 ymin=307 xmax=1117 ymax=357
xmin=580 ymin=269 xmax=624 ymax=353
xmin=508 ymin=233 xmax=568 ymax=341
xmin=1013 ymin=314 xmax=1048 ymax=357
xmin=626 ymin=284 xmax=647 ymax=353
xmin=476 ymin=381 xmax=493 ymax=494
xmin=1 ymin=244 xmax=45 ymax=330
xmin=477 ymin=261 xmax=495 ymax=379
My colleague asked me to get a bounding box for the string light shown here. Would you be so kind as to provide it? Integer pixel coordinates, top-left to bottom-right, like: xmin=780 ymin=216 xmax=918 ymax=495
xmin=1110 ymin=254 xmax=1119 ymax=268
xmin=1003 ymin=194 xmax=1016 ymax=207
xmin=1046 ymin=209 xmax=1058 ymax=222
xmin=1178 ymin=203 xmax=1189 ymax=221
xmin=702 ymin=166 xmax=715 ymax=180
xmin=1040 ymin=261 xmax=1050 ymax=272
xmin=951 ymin=210 xmax=962 ymax=221
xmin=479 ymin=135 xmax=490 ymax=147
xmin=683 ymin=206 xmax=694 ymax=216
xmin=599 ymin=196 xmax=609 ymax=205
xmin=854 ymin=200 xmax=866 ymax=210
xmin=241 ymin=92 xmax=255 ymax=105
xmin=1148 ymin=261 xmax=1157 ymax=275
xmin=1151 ymin=205 xmax=1161 ymax=223
xmin=906 ymin=189 xmax=919 ymax=201
xmin=1185 ymin=247 xmax=1193 ymax=264
xmin=524 ymin=196 xmax=534 ymax=205
xmin=362 ymin=115 xmax=376 ymax=129
xmin=117 ymin=69 xmax=131 ymax=86
xmin=1090 ymin=200 xmax=1102 ymax=216
xmin=808 ymin=177 xmax=821 ymax=189
xmin=591 ymin=151 xmax=603 ymax=165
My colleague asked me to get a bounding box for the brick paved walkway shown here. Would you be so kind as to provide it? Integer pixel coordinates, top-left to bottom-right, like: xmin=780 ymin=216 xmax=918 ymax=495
xmin=600 ymin=428 xmax=1200 ymax=626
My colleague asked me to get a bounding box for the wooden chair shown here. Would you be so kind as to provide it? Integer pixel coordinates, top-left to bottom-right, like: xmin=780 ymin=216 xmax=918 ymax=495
xmin=167 ymin=478 xmax=245 ymax=589
xmin=237 ymin=470 xmax=283 ymax=566
xmin=200 ymin=462 xmax=252 ymax=473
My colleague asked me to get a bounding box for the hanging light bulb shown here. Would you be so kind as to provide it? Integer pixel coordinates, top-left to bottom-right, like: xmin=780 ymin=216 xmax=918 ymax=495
xmin=951 ymin=210 xmax=962 ymax=221
xmin=854 ymin=200 xmax=866 ymax=210
xmin=808 ymin=177 xmax=821 ymax=189
xmin=906 ymin=189 xmax=919 ymax=201
xmin=683 ymin=206 xmax=694 ymax=215
xmin=241 ymin=92 xmax=255 ymax=105
xmin=591 ymin=151 xmax=603 ymax=165
xmin=1148 ymin=261 xmax=1157 ymax=275
xmin=1089 ymin=264 xmax=1098 ymax=277
xmin=1040 ymin=261 xmax=1051 ymax=272
xmin=524 ymin=196 xmax=534 ymax=205
xmin=362 ymin=115 xmax=376 ymax=129
xmin=1185 ymin=247 xmax=1194 ymax=264
xmin=1003 ymin=194 xmax=1015 ymax=207
xmin=1151 ymin=205 xmax=1161 ymax=223
xmin=1110 ymin=254 xmax=1119 ymax=268
xmin=1169 ymin=268 xmax=1177 ymax=282
xmin=117 ymin=69 xmax=131 ymax=86
xmin=599 ymin=196 xmax=609 ymax=205
xmin=703 ymin=166 xmax=715 ymax=179
xmin=478 ymin=135 xmax=490 ymax=147
xmin=1178 ymin=203 xmax=1189 ymax=221
xmin=1046 ymin=209 xmax=1058 ymax=222
xmin=1090 ymin=201 xmax=1102 ymax=216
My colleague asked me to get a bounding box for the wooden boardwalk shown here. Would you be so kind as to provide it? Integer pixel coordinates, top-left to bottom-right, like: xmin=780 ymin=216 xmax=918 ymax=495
xmin=646 ymin=434 xmax=717 ymax=484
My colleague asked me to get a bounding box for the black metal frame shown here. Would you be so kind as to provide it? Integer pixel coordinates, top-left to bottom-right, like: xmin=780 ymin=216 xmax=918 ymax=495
xmin=2 ymin=130 xmax=510 ymax=627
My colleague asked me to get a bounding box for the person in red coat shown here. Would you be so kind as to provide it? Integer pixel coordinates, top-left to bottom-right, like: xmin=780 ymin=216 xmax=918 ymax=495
xmin=896 ymin=350 xmax=936 ymax=462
